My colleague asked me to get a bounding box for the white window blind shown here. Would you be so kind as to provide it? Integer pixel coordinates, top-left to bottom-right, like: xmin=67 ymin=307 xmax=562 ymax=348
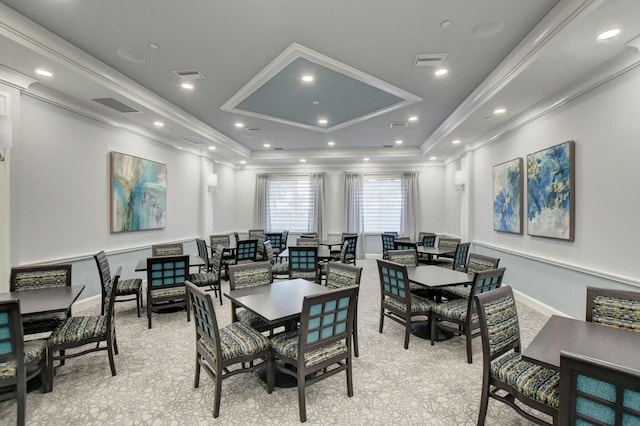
xmin=362 ymin=177 xmax=404 ymax=233
xmin=266 ymin=177 xmax=314 ymax=232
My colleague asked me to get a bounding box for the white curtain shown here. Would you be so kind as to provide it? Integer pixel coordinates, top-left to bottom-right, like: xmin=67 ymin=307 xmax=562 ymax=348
xmin=401 ymin=172 xmax=421 ymax=241
xmin=344 ymin=173 xmax=364 ymax=258
xmin=310 ymin=173 xmax=325 ymax=240
xmin=254 ymin=173 xmax=268 ymax=230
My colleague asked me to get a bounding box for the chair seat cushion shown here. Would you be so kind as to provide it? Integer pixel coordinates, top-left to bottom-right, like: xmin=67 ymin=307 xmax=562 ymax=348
xmin=289 ymin=271 xmax=317 ymax=280
xmin=236 ymin=309 xmax=270 ymax=330
xmin=441 ymin=285 xmax=471 ymax=300
xmin=150 ymin=286 xmax=186 ymax=300
xmin=491 ymin=352 xmax=560 ymax=409
xmin=271 ymin=262 xmax=289 ymax=274
xmin=271 ymin=330 xmax=348 ymax=367
xmin=50 ymin=316 xmax=107 ymax=344
xmin=0 ymin=339 xmax=48 ymax=378
xmin=188 ymin=272 xmax=218 ymax=287
xmin=431 ymin=299 xmax=477 ymax=322
xmin=117 ymin=278 xmax=142 ymax=295
xmin=383 ymin=294 xmax=437 ymax=314
xmin=197 ymin=321 xmax=270 ymax=362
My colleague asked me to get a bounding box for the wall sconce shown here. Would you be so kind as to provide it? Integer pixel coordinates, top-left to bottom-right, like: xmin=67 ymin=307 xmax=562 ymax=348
xmin=454 ymin=170 xmax=466 ymax=192
xmin=207 ymin=173 xmax=218 ymax=192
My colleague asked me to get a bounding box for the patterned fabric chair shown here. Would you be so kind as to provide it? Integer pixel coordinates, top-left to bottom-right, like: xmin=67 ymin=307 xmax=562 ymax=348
xmin=209 ymin=234 xmax=234 ymax=275
xmin=417 ymin=233 xmax=437 ymax=264
xmin=475 ymin=286 xmax=559 ymax=426
xmin=10 ymin=264 xmax=72 ymax=335
xmin=376 ymin=259 xmax=438 ymax=349
xmin=430 ymin=267 xmax=506 ymax=363
xmin=94 ymin=251 xmax=143 ymax=317
xmin=300 ymin=232 xmax=318 ymax=238
xmin=586 ymin=287 xmax=640 ymax=333
xmin=48 ymin=268 xmax=119 ymax=391
xmin=435 ymin=236 xmax=461 ymax=260
xmin=559 ymin=351 xmax=640 ymax=425
xmin=381 ymin=233 xmax=395 ymax=260
xmin=185 ymin=281 xmax=272 ymax=419
xmin=331 ymin=235 xmax=357 ymax=265
xmin=387 ymin=249 xmax=418 ymax=266
xmin=265 ymin=232 xmax=282 ymax=255
xmin=151 ymin=243 xmax=184 ymax=257
xmin=289 ymin=246 xmax=319 ymax=283
xmin=394 ymin=240 xmax=418 ymax=252
xmin=264 ymin=241 xmax=289 ymax=280
xmin=441 ymin=253 xmax=500 ymax=300
xmin=228 ymin=262 xmax=276 ymax=333
xmin=0 ymin=299 xmax=51 ymax=426
xmin=296 ymin=237 xmax=319 ymax=247
xmin=146 ymin=255 xmax=190 ymax=329
xmin=224 ymin=239 xmax=258 ymax=278
xmin=280 ymin=230 xmax=289 ymax=252
xmin=325 ymin=263 xmax=362 ymax=357
xmin=434 ymin=242 xmax=470 ymax=271
xmin=271 ymin=286 xmax=358 ymax=422
xmin=189 ymin=240 xmax=223 ymax=305
xmin=248 ymin=229 xmax=266 ymax=260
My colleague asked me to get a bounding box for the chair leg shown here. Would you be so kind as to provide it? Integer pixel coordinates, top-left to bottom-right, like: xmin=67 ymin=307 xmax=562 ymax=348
xmin=346 ymin=357 xmax=354 ymax=397
xmin=430 ymin=316 xmax=437 ymax=346
xmin=404 ymin=323 xmax=410 ymax=349
xmin=477 ymin=378 xmax=490 ymax=425
xmin=298 ymin=375 xmax=307 ymax=423
xmin=194 ymin=354 xmax=201 ymax=388
xmin=352 ymin=327 xmax=359 ymax=358
xmin=466 ymin=326 xmax=473 ymax=364
xmin=47 ymin=346 xmax=55 ymax=393
xmin=147 ymin=301 xmax=152 ymax=329
xmin=213 ymin=371 xmax=222 ymax=418
xmin=17 ymin=373 xmax=25 ymax=426
xmin=378 ymin=305 xmax=384 ymax=333
xmin=266 ymin=353 xmax=274 ymax=394
xmin=107 ymin=339 xmax=117 ymax=376
xmin=136 ymin=291 xmax=141 ymax=318
xmin=113 ymin=333 xmax=119 ymax=355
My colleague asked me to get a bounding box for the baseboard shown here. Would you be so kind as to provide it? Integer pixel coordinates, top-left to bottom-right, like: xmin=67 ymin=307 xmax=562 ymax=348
xmin=512 ymin=288 xmax=572 ymax=318
xmin=72 ymin=294 xmax=100 ymax=314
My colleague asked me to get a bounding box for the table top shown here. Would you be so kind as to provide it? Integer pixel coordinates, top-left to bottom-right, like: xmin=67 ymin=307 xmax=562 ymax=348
xmin=225 ymin=279 xmax=334 ymax=325
xmin=0 ymin=285 xmax=85 ymax=315
xmin=522 ymin=315 xmax=640 ymax=372
xmin=135 ymin=255 xmax=205 ymax=271
xmin=406 ymin=265 xmax=473 ymax=288
xmin=319 ymin=240 xmax=342 ymax=248
xmin=416 ymin=246 xmax=455 ymax=256
xmin=278 ymin=247 xmax=332 ymax=260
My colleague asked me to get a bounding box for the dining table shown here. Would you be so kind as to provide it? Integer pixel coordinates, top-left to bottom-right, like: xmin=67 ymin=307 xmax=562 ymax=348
xmin=278 ymin=247 xmax=332 ymax=260
xmin=0 ymin=285 xmax=85 ymax=317
xmin=134 ymin=255 xmax=205 ymax=271
xmin=522 ymin=315 xmax=640 ymax=372
xmin=416 ymin=246 xmax=456 ymax=263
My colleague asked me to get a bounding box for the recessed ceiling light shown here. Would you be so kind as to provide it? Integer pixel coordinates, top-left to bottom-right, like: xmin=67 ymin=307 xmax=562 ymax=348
xmin=181 ymin=82 xmax=194 ymax=90
xmin=440 ymin=20 xmax=452 ymax=28
xmin=434 ymin=69 xmax=448 ymax=77
xmin=327 ymin=141 xmax=335 ymax=146
xmin=363 ymin=157 xmax=370 ymax=161
xmin=153 ymin=120 xmax=164 ymax=127
xmin=597 ymin=28 xmax=621 ymax=40
xmin=302 ymin=75 xmax=314 ymax=83
xmin=408 ymin=116 xmax=418 ymax=122
xmin=318 ymin=119 xmax=328 ymax=125
xmin=494 ymin=108 xmax=507 ymax=115
xmin=429 ymin=156 xmax=437 ymax=160
xmin=148 ymin=42 xmax=160 ymax=49
xmin=300 ymin=159 xmax=307 ymax=163
xmin=235 ymin=122 xmax=244 ymax=128
xmin=35 ymin=68 xmax=53 ymax=77
xmin=452 ymin=139 xmax=461 ymax=145
xmin=240 ymin=160 xmax=247 ymax=165
xmin=208 ymin=146 xmax=216 ymax=151
xmin=263 ymin=143 xmax=271 ymax=148
xmin=312 ymin=100 xmax=320 ymax=105
xmin=395 ymin=139 xmax=403 ymax=144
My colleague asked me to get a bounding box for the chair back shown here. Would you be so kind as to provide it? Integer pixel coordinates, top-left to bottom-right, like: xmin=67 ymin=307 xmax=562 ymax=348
xmin=209 ymin=234 xmax=231 ymax=249
xmin=233 ymin=232 xmax=240 ymax=244
xmin=195 ymin=239 xmax=210 ymax=268
xmin=235 ymin=239 xmax=258 ymax=263
xmin=229 ymin=261 xmax=272 ymax=290
xmin=586 ymin=287 xmax=640 ymax=333
xmin=421 ymin=234 xmax=436 ymax=248
xmin=296 ymin=238 xmax=319 ymax=247
xmin=452 ymin=242 xmax=471 ymax=271
xmin=280 ymin=230 xmax=289 ymax=251
xmin=387 ymin=249 xmax=418 ymax=266
xmin=466 ymin=253 xmax=500 ymax=274
xmin=248 ymin=229 xmax=266 ymax=240
xmin=146 ymin=255 xmax=190 ymax=291
xmin=94 ymin=251 xmax=118 ymax=315
xmin=326 ymin=263 xmax=362 ymax=289
xmin=0 ymin=299 xmax=23 ymax=366
xmin=376 ymin=259 xmax=412 ymax=312
xmin=394 ymin=241 xmax=418 ymax=252
xmin=211 ymin=245 xmax=224 ymax=276
xmin=289 ymin=246 xmax=319 ymax=281
xmin=381 ymin=233 xmax=395 ymax=258
xmin=559 ymin=351 xmax=640 ymax=425
xmin=300 ymin=232 xmax=318 ymax=238
xmin=341 ymin=235 xmax=358 ymax=259
xmin=263 ymin=241 xmax=276 ymax=264
xmin=265 ymin=233 xmax=282 ymax=253
xmin=151 ymin=243 xmax=184 ymax=257
xmin=298 ymin=286 xmax=358 ymax=356
xmin=394 ymin=236 xmax=410 ymax=243
xmin=10 ymin=264 xmax=72 ymax=292
xmin=185 ymin=281 xmax=222 ymax=365
xmin=437 ymin=237 xmax=461 ymax=250
xmin=475 ymin=285 xmax=521 ymax=363
xmin=383 ymin=232 xmax=399 ymax=237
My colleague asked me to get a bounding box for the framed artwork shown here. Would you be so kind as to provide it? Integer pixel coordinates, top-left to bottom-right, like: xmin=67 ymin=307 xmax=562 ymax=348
xmin=493 ymin=158 xmax=523 ymax=234
xmin=110 ymin=151 xmax=167 ymax=233
xmin=526 ymin=141 xmax=575 ymax=241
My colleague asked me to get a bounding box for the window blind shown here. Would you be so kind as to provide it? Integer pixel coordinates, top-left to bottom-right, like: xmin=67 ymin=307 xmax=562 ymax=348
xmin=266 ymin=177 xmax=314 ymax=232
xmin=362 ymin=177 xmax=404 ymax=233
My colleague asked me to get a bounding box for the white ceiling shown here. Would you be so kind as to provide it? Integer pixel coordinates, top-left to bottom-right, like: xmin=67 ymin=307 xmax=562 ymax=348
xmin=0 ymin=0 xmax=639 ymax=167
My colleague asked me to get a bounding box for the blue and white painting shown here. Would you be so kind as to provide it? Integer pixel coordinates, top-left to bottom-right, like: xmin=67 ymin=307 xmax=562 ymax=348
xmin=493 ymin=158 xmax=523 ymax=234
xmin=111 ymin=152 xmax=166 ymax=233
xmin=527 ymin=141 xmax=574 ymax=241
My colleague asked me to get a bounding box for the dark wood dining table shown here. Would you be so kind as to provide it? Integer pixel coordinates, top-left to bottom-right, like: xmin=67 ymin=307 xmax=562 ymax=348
xmin=416 ymin=246 xmax=456 ymax=263
xmin=134 ymin=255 xmax=205 ymax=271
xmin=522 ymin=315 xmax=640 ymax=372
xmin=0 ymin=285 xmax=85 ymax=316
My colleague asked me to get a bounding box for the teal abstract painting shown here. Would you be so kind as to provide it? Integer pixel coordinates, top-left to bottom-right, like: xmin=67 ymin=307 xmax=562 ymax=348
xmin=110 ymin=152 xmax=167 ymax=233
xmin=494 ymin=158 xmax=523 ymax=234
xmin=527 ymin=141 xmax=575 ymax=241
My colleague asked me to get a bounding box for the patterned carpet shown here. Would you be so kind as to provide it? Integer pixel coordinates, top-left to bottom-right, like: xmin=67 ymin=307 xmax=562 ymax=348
xmin=0 ymin=259 xmax=551 ymax=425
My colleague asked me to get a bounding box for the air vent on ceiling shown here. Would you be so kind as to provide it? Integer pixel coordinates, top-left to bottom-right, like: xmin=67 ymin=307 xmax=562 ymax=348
xmin=390 ymin=122 xmax=407 ymax=128
xmin=412 ymin=53 xmax=447 ymax=67
xmin=92 ymin=98 xmax=139 ymax=113
xmin=273 ymin=147 xmax=284 ymax=151
xmin=245 ymin=127 xmax=263 ymax=133
xmin=383 ymin=145 xmax=394 ymax=148
xmin=173 ymin=69 xmax=206 ymax=81
xmin=183 ymin=136 xmax=208 ymax=145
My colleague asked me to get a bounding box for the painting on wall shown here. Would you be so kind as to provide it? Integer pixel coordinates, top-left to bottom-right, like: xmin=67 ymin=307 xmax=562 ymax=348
xmin=526 ymin=141 xmax=575 ymax=241
xmin=110 ymin=151 xmax=167 ymax=233
xmin=493 ymin=158 xmax=523 ymax=234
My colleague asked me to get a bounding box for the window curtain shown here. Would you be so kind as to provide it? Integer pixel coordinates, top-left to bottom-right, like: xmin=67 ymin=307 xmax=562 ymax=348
xmin=309 ymin=173 xmax=325 ymax=240
xmin=401 ymin=172 xmax=420 ymax=241
xmin=254 ymin=173 xmax=268 ymax=231
xmin=344 ymin=173 xmax=364 ymax=258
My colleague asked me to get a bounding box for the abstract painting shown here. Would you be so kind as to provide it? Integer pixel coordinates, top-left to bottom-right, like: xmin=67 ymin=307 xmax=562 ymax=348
xmin=110 ymin=152 xmax=166 ymax=233
xmin=493 ymin=158 xmax=523 ymax=234
xmin=527 ymin=141 xmax=575 ymax=241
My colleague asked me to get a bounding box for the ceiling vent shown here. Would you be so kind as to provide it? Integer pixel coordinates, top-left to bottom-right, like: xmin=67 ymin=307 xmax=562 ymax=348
xmin=92 ymin=98 xmax=139 ymax=113
xmin=390 ymin=122 xmax=407 ymax=128
xmin=273 ymin=147 xmax=284 ymax=151
xmin=245 ymin=127 xmax=263 ymax=133
xmin=383 ymin=145 xmax=394 ymax=148
xmin=412 ymin=53 xmax=447 ymax=67
xmin=173 ymin=69 xmax=206 ymax=81
xmin=183 ymin=136 xmax=208 ymax=145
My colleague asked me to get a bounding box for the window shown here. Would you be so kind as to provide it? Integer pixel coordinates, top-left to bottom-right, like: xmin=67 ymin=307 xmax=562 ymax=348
xmin=266 ymin=177 xmax=314 ymax=232
xmin=362 ymin=177 xmax=404 ymax=233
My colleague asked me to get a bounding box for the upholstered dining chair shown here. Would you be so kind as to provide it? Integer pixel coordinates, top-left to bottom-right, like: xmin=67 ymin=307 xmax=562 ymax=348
xmin=417 ymin=233 xmax=437 ymax=264
xmin=325 ymin=262 xmax=362 ymax=357
xmin=430 ymin=267 xmax=506 ymax=363
xmin=331 ymin=235 xmax=357 ymax=265
xmin=434 ymin=236 xmax=461 ymax=261
xmin=189 ymin=240 xmax=223 ymax=305
xmin=559 ymin=351 xmax=640 ymax=425
xmin=586 ymin=287 xmax=640 ymax=332
xmin=376 ymin=259 xmax=438 ymax=349
xmin=441 ymin=253 xmax=500 ymax=300
xmin=387 ymin=249 xmax=418 ymax=266
xmin=296 ymin=237 xmax=320 ymax=247
xmin=264 ymin=232 xmax=282 ymax=255
xmin=271 ymin=286 xmax=358 ymax=422
xmin=380 ymin=233 xmax=396 ymax=260
xmin=434 ymin=242 xmax=470 ymax=271
xmin=393 ymin=240 xmax=418 ymax=252
xmin=10 ymin=264 xmax=73 ymax=335
xmin=475 ymin=285 xmax=559 ymax=426
xmin=94 ymin=251 xmax=143 ymax=317
xmin=146 ymin=255 xmax=190 ymax=329
xmin=0 ymin=299 xmax=51 ymax=426
xmin=151 ymin=243 xmax=184 ymax=256
xmin=280 ymin=230 xmax=289 ymax=252
xmin=289 ymin=246 xmax=319 ymax=283
xmin=248 ymin=229 xmax=266 ymax=260
xmin=263 ymin=241 xmax=289 ymax=280
xmin=210 ymin=234 xmax=235 ymax=267
xmin=228 ymin=261 xmax=277 ymax=334
xmin=185 ymin=281 xmax=272 ymax=419
xmin=48 ymin=268 xmax=119 ymax=391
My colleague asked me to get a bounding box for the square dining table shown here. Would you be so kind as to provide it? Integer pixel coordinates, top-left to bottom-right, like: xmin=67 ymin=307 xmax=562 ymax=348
xmin=0 ymin=285 xmax=85 ymax=316
xmin=406 ymin=265 xmax=474 ymax=288
xmin=278 ymin=247 xmax=332 ymax=260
